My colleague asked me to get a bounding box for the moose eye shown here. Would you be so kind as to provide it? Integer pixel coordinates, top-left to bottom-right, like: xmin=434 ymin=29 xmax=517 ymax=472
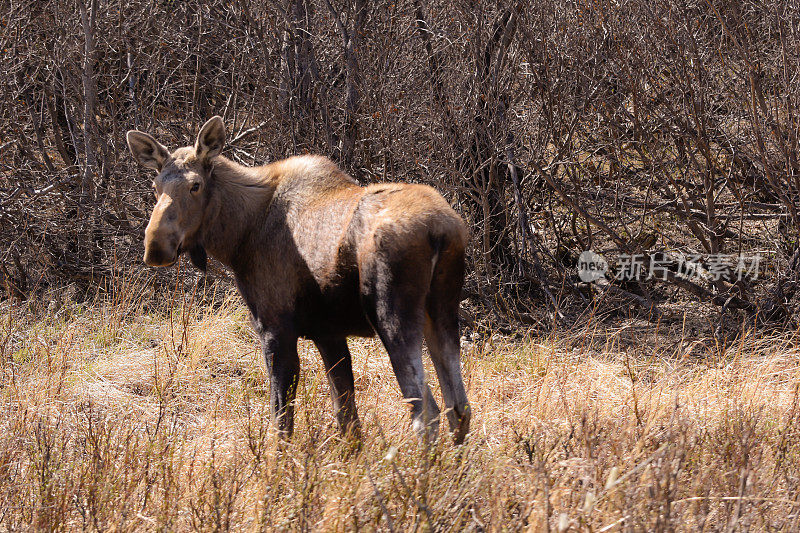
xmin=190 ymin=182 xmax=200 ymax=193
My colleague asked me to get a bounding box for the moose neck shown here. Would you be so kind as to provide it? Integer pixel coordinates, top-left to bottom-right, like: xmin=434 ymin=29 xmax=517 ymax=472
xmin=198 ymin=156 xmax=277 ymax=267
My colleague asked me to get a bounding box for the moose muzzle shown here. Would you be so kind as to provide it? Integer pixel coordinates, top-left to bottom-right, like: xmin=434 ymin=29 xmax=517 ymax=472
xmin=143 ymin=198 xmax=182 ymax=267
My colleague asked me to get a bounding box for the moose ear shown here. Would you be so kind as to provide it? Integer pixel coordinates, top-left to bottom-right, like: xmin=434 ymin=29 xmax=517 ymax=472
xmin=195 ymin=116 xmax=226 ymax=161
xmin=127 ymin=131 xmax=169 ymax=170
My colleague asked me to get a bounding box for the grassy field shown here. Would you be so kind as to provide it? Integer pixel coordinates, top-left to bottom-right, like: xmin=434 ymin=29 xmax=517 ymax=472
xmin=2 ymin=276 xmax=800 ymax=531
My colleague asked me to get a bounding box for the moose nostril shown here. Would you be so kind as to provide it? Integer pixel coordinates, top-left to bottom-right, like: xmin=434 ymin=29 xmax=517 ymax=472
xmin=150 ymin=238 xmax=182 ymax=265
xmin=144 ymin=243 xmax=175 ymax=266
xmin=144 ymin=245 xmax=163 ymax=266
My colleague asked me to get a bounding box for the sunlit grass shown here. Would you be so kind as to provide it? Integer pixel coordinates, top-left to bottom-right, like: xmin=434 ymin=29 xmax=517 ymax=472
xmin=1 ymin=274 xmax=800 ymax=530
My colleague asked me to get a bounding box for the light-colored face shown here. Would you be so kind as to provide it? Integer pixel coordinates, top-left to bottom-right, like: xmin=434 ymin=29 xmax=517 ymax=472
xmin=127 ymin=116 xmax=225 ymax=267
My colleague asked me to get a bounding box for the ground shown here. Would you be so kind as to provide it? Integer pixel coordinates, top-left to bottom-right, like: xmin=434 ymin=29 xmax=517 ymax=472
xmin=2 ymin=276 xmax=800 ymax=531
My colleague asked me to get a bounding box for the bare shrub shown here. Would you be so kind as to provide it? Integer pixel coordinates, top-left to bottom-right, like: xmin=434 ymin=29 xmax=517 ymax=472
xmin=2 ymin=0 xmax=799 ymax=328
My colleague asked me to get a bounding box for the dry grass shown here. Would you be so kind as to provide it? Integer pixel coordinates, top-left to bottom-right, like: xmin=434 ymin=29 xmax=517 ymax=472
xmin=2 ymin=277 xmax=800 ymax=531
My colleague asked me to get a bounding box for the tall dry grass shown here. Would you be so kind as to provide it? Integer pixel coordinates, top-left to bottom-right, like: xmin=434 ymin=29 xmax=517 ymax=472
xmin=2 ymin=274 xmax=800 ymax=531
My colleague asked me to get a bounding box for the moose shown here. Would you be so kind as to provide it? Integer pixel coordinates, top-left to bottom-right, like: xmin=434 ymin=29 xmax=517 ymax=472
xmin=127 ymin=117 xmax=471 ymax=443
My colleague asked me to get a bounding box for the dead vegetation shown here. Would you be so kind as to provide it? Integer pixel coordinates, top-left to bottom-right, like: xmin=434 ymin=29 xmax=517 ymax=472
xmin=2 ymin=275 xmax=800 ymax=530
xmin=3 ymin=0 xmax=800 ymax=328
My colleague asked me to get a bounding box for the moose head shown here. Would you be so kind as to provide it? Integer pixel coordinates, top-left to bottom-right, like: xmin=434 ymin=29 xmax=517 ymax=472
xmin=126 ymin=116 xmax=226 ymax=271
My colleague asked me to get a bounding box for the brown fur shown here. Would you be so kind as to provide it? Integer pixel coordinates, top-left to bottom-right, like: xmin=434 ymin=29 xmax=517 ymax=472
xmin=127 ymin=117 xmax=472 ymax=443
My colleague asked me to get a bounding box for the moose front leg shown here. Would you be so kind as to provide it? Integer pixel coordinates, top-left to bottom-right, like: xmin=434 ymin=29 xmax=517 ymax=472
xmin=313 ymin=337 xmax=361 ymax=440
xmin=260 ymin=331 xmax=300 ymax=438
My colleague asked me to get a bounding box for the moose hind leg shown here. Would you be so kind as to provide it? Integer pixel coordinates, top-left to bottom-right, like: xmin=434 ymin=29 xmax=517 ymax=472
xmin=424 ymin=314 xmax=471 ymax=444
xmin=383 ymin=326 xmax=440 ymax=442
xmin=362 ymin=261 xmax=440 ymax=441
xmin=314 ymin=337 xmax=361 ymax=439
xmin=261 ymin=332 xmax=300 ymax=438
xmin=424 ymin=242 xmax=471 ymax=444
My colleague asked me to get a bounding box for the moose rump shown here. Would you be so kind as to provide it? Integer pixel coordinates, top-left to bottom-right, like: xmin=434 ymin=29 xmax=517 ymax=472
xmin=319 ymin=181 xmax=472 ymax=442
xmin=127 ymin=116 xmax=471 ymax=443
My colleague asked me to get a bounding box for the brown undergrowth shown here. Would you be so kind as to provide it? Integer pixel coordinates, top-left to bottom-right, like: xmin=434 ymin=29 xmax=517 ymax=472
xmin=1 ymin=275 xmax=800 ymax=531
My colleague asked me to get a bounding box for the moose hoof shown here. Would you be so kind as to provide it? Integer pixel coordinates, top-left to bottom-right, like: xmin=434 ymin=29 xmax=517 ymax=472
xmin=452 ymin=403 xmax=472 ymax=445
